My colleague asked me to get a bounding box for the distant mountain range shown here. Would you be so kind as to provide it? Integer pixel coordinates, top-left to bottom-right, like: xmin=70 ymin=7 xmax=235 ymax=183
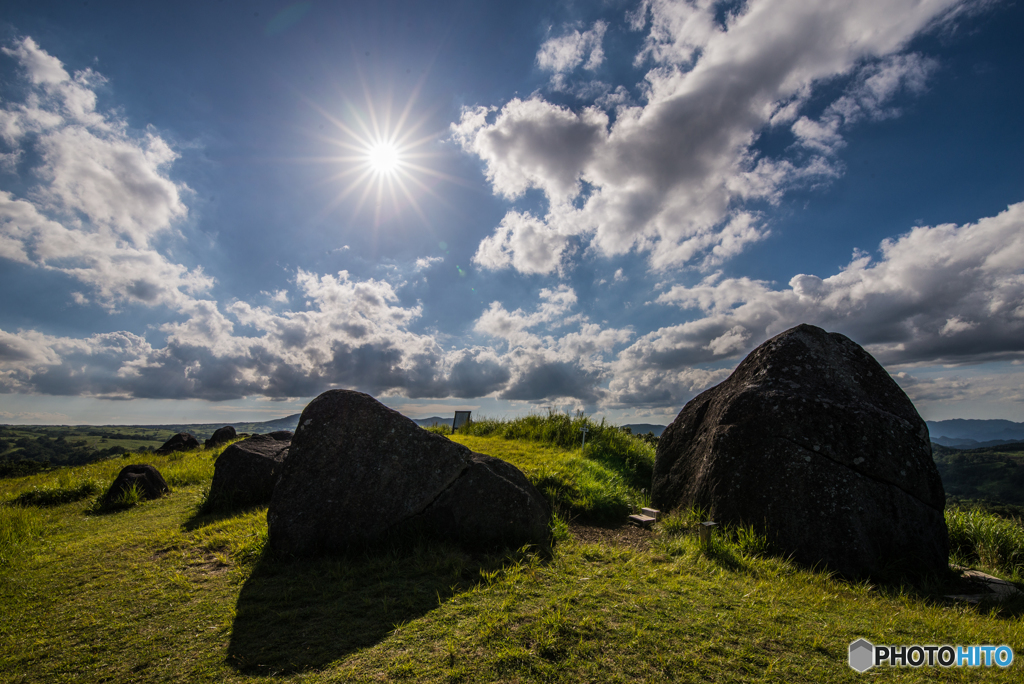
xmin=926 ymin=419 xmax=1024 ymax=449
xmin=412 ymin=416 xmax=450 ymax=428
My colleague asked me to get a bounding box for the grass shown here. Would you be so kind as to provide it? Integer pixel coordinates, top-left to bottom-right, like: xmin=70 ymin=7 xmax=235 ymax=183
xmin=451 ymin=435 xmax=646 ymax=523
xmin=11 ymin=471 xmax=102 ymax=507
xmin=446 ymin=411 xmax=656 ymax=523
xmin=0 ymin=505 xmax=44 ymax=566
xmin=457 ymin=411 xmax=655 ymax=490
xmin=1 ymin=435 xmax=1023 ymax=681
xmin=947 ymin=504 xmax=1024 ymax=580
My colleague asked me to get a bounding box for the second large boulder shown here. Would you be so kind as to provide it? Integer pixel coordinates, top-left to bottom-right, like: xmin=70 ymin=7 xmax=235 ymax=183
xmin=267 ymin=390 xmax=550 ymax=555
xmin=207 ymin=434 xmax=291 ymax=510
xmin=652 ymin=324 xmax=948 ymax=578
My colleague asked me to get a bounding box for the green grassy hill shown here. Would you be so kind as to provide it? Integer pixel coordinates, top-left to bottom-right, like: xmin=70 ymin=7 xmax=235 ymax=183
xmin=1 ymin=427 xmax=1022 ymax=682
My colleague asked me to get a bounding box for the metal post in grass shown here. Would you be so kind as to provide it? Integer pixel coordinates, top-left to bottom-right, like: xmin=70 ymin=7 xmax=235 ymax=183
xmin=699 ymin=521 xmax=718 ymax=548
xmin=580 ymin=425 xmax=589 ymax=450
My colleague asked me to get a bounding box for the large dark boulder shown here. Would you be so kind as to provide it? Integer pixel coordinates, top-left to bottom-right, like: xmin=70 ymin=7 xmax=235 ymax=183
xmin=155 ymin=432 xmax=200 ymax=455
xmin=207 ymin=434 xmax=290 ymax=510
xmin=204 ymin=425 xmax=237 ymax=449
xmin=652 ymin=324 xmax=948 ymax=578
xmin=267 ymin=389 xmax=550 ymax=555
xmin=104 ymin=464 xmax=169 ymax=506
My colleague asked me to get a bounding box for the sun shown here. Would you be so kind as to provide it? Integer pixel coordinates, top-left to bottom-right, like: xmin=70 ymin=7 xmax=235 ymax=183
xmin=367 ymin=141 xmax=401 ymax=176
xmin=305 ymin=87 xmax=458 ymax=227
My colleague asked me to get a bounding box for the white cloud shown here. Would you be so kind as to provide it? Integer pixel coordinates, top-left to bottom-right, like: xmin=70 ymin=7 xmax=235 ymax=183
xmin=455 ymin=0 xmax=965 ymax=275
xmin=641 ymin=201 xmax=1024 ymax=369
xmin=793 ymin=52 xmax=938 ymax=154
xmin=452 ymin=98 xmax=609 ymax=204
xmin=605 ymin=366 xmax=731 ymax=409
xmin=537 ymin=21 xmax=608 ymax=89
xmin=470 ymin=210 xmax=572 ymax=275
xmin=0 ymin=191 xmax=211 ymax=310
xmin=0 ymin=269 xmax=447 ymax=401
xmin=261 ymin=289 xmax=289 ymax=303
xmin=414 ymin=255 xmax=444 ymax=271
xmin=894 ymin=369 xmax=1024 ymax=415
xmin=0 ymin=37 xmax=200 ymax=311
xmin=473 ymin=286 xmax=633 ymax=404
xmin=4 ymin=200 xmax=1020 ymax=409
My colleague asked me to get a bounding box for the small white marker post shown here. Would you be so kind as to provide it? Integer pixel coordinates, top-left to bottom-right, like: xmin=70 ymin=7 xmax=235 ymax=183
xmin=580 ymin=425 xmax=589 ymax=450
xmin=699 ymin=521 xmax=718 ymax=547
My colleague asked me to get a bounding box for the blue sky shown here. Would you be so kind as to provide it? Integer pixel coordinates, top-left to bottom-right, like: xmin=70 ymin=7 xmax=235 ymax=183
xmin=1 ymin=0 xmax=1022 ymax=426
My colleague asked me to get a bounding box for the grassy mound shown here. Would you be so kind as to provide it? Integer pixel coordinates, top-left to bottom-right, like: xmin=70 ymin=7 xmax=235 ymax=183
xmin=451 ymin=435 xmax=647 ymax=524
xmin=454 ymin=411 xmax=655 ymax=490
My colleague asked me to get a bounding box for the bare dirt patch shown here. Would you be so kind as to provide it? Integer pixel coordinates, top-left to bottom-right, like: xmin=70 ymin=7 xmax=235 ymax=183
xmin=570 ymin=521 xmax=653 ymax=552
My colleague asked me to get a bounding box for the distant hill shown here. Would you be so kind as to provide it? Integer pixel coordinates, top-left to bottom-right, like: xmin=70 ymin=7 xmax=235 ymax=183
xmin=133 ymin=414 xmax=302 ymax=440
xmin=622 ymin=424 xmax=666 ymax=437
xmin=927 ymin=419 xmax=1024 ymax=449
xmin=251 ymin=414 xmax=301 ymax=431
xmin=412 ymin=416 xmax=449 ymax=428
xmin=931 ymin=436 xmax=1024 ymax=449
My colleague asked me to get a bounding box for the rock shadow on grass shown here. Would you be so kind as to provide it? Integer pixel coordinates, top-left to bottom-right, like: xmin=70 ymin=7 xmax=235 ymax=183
xmin=181 ymin=498 xmax=267 ymax=531
xmin=226 ymin=540 xmax=542 ymax=674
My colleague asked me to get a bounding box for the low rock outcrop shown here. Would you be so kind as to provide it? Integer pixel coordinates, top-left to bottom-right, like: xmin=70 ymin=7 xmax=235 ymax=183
xmin=652 ymin=324 xmax=948 ymax=578
xmin=104 ymin=464 xmax=169 ymax=506
xmin=207 ymin=434 xmax=290 ymax=510
xmin=155 ymin=433 xmax=200 ymax=454
xmin=204 ymin=426 xmax=237 ymax=449
xmin=267 ymin=389 xmax=550 ymax=555
xmin=266 ymin=430 xmax=293 ymax=441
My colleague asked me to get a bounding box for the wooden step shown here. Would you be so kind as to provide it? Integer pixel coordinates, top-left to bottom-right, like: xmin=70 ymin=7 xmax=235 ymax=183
xmin=628 ymin=514 xmax=657 ymax=527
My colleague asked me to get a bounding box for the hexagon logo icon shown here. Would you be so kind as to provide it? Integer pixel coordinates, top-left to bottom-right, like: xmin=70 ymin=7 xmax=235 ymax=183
xmin=849 ymin=639 xmax=875 ymax=672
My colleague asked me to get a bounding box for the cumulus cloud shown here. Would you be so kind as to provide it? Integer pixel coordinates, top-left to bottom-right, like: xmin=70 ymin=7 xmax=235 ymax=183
xmin=455 ymin=0 xmax=964 ymax=275
xmin=634 ymin=202 xmax=1024 ymax=370
xmin=0 ymin=271 xmax=630 ymax=404
xmin=452 ymin=99 xmax=609 ymax=204
xmin=1 ymin=270 xmax=437 ymax=400
xmin=471 ymin=211 xmax=573 ymax=275
xmin=605 ymin=366 xmax=732 ymax=409
xmin=4 ymin=197 xmax=1020 ymax=408
xmin=473 ymin=286 xmax=633 ymax=404
xmin=0 ymin=37 xmax=202 ymax=310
